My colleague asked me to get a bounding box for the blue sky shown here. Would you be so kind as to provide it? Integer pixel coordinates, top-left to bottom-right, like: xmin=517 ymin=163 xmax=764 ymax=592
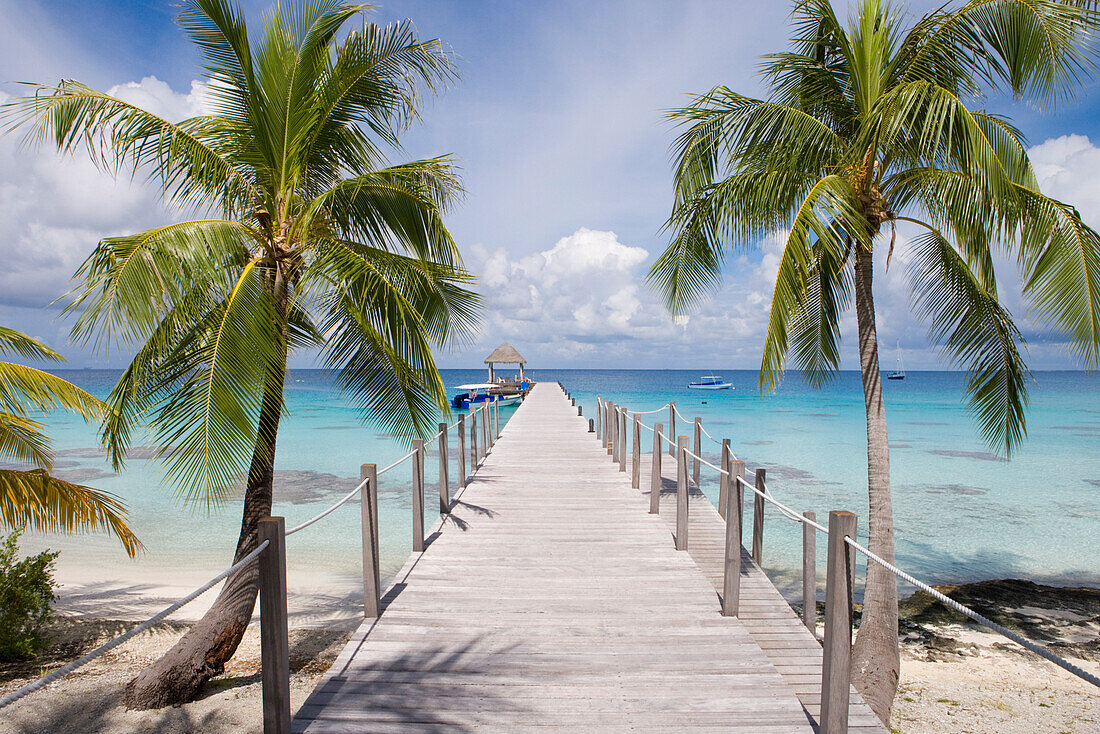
xmin=2 ymin=0 xmax=1100 ymax=371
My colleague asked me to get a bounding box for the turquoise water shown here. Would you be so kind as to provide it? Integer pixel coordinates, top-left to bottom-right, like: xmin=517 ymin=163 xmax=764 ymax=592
xmin=13 ymin=369 xmax=1100 ymax=602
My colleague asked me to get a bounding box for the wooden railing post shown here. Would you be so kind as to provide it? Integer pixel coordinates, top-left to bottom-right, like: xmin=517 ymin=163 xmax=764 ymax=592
xmin=803 ymin=511 xmax=817 ymax=633
xmin=752 ymin=468 xmax=766 ymax=566
xmin=596 ymin=395 xmax=603 ymax=445
xmin=258 ymin=517 xmax=290 ymax=734
xmin=588 ymin=418 xmax=594 ymax=432
xmin=483 ymin=404 xmax=491 ymax=452
xmin=438 ymin=423 xmax=450 ymax=514
xmin=668 ymin=402 xmax=676 ymax=457
xmin=360 ymin=464 xmax=380 ymax=618
xmin=457 ymin=415 xmax=466 ymax=489
xmin=731 ymin=460 xmax=745 ymax=530
xmin=607 ymin=403 xmax=616 ymax=456
xmin=722 ymin=464 xmax=742 ymax=617
xmin=480 ymin=404 xmax=489 ymax=457
xmin=692 ymin=417 xmax=702 ymax=485
xmin=821 ymin=511 xmax=857 ymax=734
xmin=578 ymin=404 xmax=582 ymax=417
xmin=631 ymin=414 xmax=641 ymax=489
xmin=470 ymin=409 xmax=478 ymax=467
xmin=618 ymin=410 xmax=627 ymax=473
xmin=412 ymin=439 xmax=425 ymax=552
xmin=494 ymin=399 xmax=500 ymax=439
xmin=675 ymin=436 xmax=689 ymax=550
xmin=718 ymin=439 xmax=731 ymax=519
xmin=650 ymin=422 xmax=663 ymax=514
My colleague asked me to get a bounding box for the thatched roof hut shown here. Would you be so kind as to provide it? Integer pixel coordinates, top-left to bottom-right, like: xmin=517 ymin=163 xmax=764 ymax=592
xmin=485 ymin=343 xmax=526 ymax=381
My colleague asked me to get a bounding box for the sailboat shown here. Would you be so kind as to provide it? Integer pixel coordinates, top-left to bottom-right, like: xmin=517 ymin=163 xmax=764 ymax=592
xmin=887 ymin=342 xmax=906 ymax=380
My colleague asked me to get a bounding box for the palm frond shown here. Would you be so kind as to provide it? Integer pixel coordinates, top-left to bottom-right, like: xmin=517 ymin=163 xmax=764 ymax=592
xmin=0 ymin=469 xmax=142 ymax=557
xmin=150 ymin=260 xmax=285 ymax=507
xmin=0 ymin=362 xmax=108 ymax=423
xmin=1014 ymin=185 xmax=1100 ymax=366
xmin=63 ymin=220 xmax=257 ymax=350
xmin=0 ymin=413 xmax=52 ymax=470
xmin=909 ymin=227 xmax=1030 ymax=453
xmin=0 ymin=81 xmax=256 ymax=214
xmin=0 ymin=327 xmax=62 ymax=362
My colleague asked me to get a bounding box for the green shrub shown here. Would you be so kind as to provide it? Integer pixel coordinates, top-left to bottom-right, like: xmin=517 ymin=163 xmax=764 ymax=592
xmin=0 ymin=530 xmax=58 ymax=661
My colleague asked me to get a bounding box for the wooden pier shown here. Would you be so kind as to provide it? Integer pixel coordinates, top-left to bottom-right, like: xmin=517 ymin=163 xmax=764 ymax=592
xmin=292 ymin=383 xmax=885 ymax=732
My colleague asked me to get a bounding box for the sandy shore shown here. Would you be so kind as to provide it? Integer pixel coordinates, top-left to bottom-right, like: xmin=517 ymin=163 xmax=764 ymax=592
xmin=0 ymin=579 xmax=1096 ymax=732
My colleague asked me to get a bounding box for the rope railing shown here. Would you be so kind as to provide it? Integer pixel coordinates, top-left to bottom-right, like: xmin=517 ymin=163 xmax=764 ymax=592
xmin=286 ymin=449 xmax=418 ymax=536
xmin=844 ymin=536 xmax=1100 ymax=688
xmin=598 ymin=391 xmax=1100 ymax=693
xmin=0 ymin=393 xmax=508 ymax=727
xmin=0 ymin=539 xmax=272 ymax=711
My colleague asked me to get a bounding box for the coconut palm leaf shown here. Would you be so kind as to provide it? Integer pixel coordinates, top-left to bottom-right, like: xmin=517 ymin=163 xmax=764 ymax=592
xmin=0 ymin=413 xmax=52 ymax=470
xmin=909 ymin=228 xmax=1031 ymax=452
xmin=0 ymin=362 xmax=109 ymax=422
xmin=0 ymin=328 xmax=63 ymax=362
xmin=64 ymin=220 xmax=258 ymax=349
xmin=0 ymin=469 xmax=142 ymax=558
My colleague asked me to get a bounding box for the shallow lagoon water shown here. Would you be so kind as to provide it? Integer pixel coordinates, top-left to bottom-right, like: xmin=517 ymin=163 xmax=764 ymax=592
xmin=15 ymin=369 xmax=1100 ymax=604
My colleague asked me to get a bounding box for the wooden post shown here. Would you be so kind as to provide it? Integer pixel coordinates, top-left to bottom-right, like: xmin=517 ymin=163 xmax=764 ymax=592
xmin=752 ymin=468 xmax=766 ymax=566
xmin=412 ymin=439 xmax=425 ymax=552
xmin=631 ymin=414 xmax=641 ymax=489
xmin=675 ymin=436 xmax=689 ymax=550
xmin=457 ymin=414 xmax=466 ymax=489
xmin=596 ymin=395 xmax=602 ymax=443
xmin=618 ymin=409 xmax=627 ymax=473
xmin=494 ymin=398 xmax=500 ymax=439
xmin=607 ymin=404 xmax=616 ymax=455
xmin=718 ymin=439 xmax=731 ymax=519
xmin=803 ymin=511 xmax=817 ymax=633
xmin=820 ymin=511 xmax=857 ymax=734
xmin=668 ymin=402 xmax=676 ymax=457
xmin=470 ymin=409 xmax=478 ymax=467
xmin=480 ymin=404 xmax=488 ymax=457
xmin=731 ymin=460 xmax=746 ymax=531
xmin=360 ymin=464 xmax=380 ymax=618
xmin=722 ymin=464 xmax=742 ymax=617
xmin=693 ymin=417 xmax=702 ymax=485
xmin=588 ymin=418 xmax=594 ymax=432
xmin=578 ymin=404 xmax=582 ymax=417
xmin=258 ymin=517 xmax=290 ymax=734
xmin=438 ymin=422 xmax=450 ymax=514
xmin=483 ymin=404 xmax=491 ymax=451
xmin=650 ymin=422 xmax=663 ymax=514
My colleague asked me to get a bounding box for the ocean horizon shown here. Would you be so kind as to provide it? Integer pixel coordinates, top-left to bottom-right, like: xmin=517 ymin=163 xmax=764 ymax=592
xmin=12 ymin=367 xmax=1100 ymax=605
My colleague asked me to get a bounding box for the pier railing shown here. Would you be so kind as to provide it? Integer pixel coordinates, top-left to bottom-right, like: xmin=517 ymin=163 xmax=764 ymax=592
xmin=0 ymin=397 xmax=511 ymax=734
xmin=587 ymin=392 xmax=1100 ymax=733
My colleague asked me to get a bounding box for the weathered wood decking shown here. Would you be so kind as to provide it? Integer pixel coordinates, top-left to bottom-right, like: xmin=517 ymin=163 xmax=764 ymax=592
xmin=294 ymin=383 xmax=882 ymax=732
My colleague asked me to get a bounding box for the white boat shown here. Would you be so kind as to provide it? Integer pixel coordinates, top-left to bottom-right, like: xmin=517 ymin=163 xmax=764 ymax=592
xmin=887 ymin=342 xmax=906 ymax=380
xmin=451 ymin=383 xmax=523 ymax=408
xmin=688 ymin=375 xmax=733 ymax=390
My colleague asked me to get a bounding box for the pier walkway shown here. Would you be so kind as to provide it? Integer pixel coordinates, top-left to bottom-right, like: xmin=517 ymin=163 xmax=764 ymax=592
xmin=294 ymin=382 xmax=886 ymax=732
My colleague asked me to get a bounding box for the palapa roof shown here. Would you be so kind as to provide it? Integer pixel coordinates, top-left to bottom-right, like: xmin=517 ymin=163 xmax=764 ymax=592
xmin=484 ymin=343 xmax=526 ymax=364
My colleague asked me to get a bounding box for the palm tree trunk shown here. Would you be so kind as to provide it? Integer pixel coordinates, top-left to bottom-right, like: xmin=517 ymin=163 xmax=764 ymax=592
xmin=849 ymin=243 xmax=900 ymax=723
xmin=125 ymin=268 xmax=290 ymax=709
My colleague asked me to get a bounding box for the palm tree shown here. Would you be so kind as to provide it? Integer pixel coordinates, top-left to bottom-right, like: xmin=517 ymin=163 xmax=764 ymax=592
xmin=3 ymin=0 xmax=477 ymax=708
xmin=649 ymin=0 xmax=1100 ymax=721
xmin=0 ymin=326 xmax=141 ymax=556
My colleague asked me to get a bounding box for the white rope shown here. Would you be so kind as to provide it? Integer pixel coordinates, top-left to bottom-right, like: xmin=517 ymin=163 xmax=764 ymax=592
xmin=844 ymin=536 xmax=1100 ymax=689
xmin=735 ymin=474 xmax=830 ymax=533
xmin=681 ymin=445 xmax=729 ymax=477
xmin=286 ymin=449 xmax=417 ymax=536
xmin=0 ymin=539 xmax=271 ymax=711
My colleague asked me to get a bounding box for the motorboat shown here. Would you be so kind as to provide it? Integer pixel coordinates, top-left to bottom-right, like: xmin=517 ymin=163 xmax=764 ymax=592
xmin=452 ymin=383 xmax=524 ymax=409
xmin=688 ymin=375 xmax=733 ymax=390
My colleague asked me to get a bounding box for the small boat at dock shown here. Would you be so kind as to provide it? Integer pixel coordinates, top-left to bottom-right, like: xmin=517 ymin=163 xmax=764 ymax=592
xmin=688 ymin=375 xmax=733 ymax=390
xmin=452 ymin=384 xmax=524 ymax=409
